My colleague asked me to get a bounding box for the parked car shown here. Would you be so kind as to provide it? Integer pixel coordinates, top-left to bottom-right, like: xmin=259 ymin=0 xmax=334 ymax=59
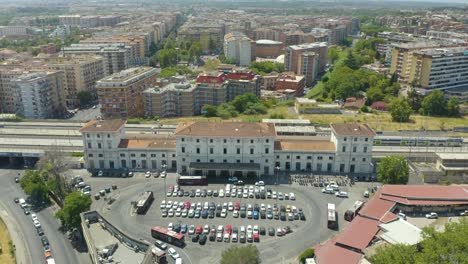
xmin=168 ymin=248 xmax=179 ymax=259
xmin=154 ymin=240 xmax=167 ymax=250
xmin=335 ymin=191 xmax=348 ymax=198
xmin=268 ymin=227 xmax=275 ymax=236
xmin=460 ymin=210 xmax=468 ymax=216
xmin=199 ymin=234 xmax=207 ymax=245
xmin=425 ymin=212 xmax=438 ymax=219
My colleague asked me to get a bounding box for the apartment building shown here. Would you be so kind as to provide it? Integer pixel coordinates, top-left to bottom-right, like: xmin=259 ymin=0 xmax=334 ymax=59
xmin=225 ymin=71 xmax=262 ymax=100
xmin=261 ymin=73 xmax=280 ymax=90
xmin=96 ymin=67 xmax=158 ymax=118
xmin=80 ymin=120 xmax=375 ymax=176
xmin=389 ymin=42 xmax=452 ymax=81
xmin=41 ymin=55 xmax=105 ymax=108
xmin=143 ymin=82 xmax=197 ymax=118
xmin=285 ymin=42 xmax=328 ymax=85
xmin=409 ymin=47 xmax=468 ymax=92
xmin=178 ymin=25 xmax=224 ymax=53
xmin=224 ymin=32 xmax=255 ymax=66
xmin=274 ymin=73 xmax=305 ymax=96
xmin=63 ymin=43 xmax=131 ymax=76
xmin=58 ymin=15 xmax=121 ymax=28
xmin=80 ymin=36 xmax=146 ymax=60
xmin=12 ymin=71 xmax=65 ymax=119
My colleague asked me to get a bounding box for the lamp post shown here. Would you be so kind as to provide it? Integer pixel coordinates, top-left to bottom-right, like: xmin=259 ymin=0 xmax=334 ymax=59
xmin=163 ymin=163 xmax=167 ymax=197
xmin=275 ymin=166 xmax=280 ymax=201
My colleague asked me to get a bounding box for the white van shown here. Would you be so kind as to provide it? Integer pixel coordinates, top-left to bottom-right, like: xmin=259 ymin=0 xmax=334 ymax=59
xmin=19 ymin=198 xmax=27 ymax=208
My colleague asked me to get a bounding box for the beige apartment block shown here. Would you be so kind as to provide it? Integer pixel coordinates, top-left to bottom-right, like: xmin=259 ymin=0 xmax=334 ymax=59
xmin=96 ymin=67 xmax=158 ymax=118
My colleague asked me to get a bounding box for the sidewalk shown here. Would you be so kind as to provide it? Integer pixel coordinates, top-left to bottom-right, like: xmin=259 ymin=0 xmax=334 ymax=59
xmin=0 ymin=201 xmax=31 ymax=264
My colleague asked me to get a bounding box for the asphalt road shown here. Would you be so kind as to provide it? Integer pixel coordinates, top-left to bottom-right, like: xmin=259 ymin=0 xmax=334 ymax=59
xmin=69 ymin=105 xmax=101 ymax=122
xmin=73 ymin=170 xmax=371 ymax=263
xmin=0 ymin=169 xmax=91 ymax=264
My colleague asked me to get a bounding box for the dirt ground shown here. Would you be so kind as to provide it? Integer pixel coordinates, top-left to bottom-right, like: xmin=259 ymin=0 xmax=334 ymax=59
xmin=0 ymin=218 xmax=15 ymax=264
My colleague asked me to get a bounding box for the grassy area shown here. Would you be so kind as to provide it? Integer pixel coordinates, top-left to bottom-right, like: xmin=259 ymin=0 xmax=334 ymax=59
xmin=0 ymin=218 xmax=15 ymax=264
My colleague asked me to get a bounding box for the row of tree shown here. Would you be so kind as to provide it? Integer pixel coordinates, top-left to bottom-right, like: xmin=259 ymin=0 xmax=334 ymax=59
xmin=149 ymin=38 xmax=203 ymax=68
xmin=249 ymin=61 xmax=284 ymax=75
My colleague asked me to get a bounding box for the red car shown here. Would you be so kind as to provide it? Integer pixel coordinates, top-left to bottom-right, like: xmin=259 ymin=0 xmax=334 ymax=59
xmin=234 ymin=202 xmax=240 ymax=211
xmin=184 ymin=202 xmax=191 ymax=209
xmin=169 ymin=185 xmax=174 ymax=192
xmin=225 ymin=224 xmax=232 ymax=235
xmin=253 ymin=233 xmax=259 ymax=242
xmin=195 ymin=226 xmax=203 ymax=234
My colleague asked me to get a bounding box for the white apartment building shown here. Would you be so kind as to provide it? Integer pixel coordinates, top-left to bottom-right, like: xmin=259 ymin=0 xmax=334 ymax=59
xmin=80 ymin=120 xmax=375 ymax=178
xmin=224 ymin=32 xmax=253 ymax=67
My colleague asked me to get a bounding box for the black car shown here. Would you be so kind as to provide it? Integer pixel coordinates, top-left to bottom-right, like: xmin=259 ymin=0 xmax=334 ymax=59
xmin=268 ymin=227 xmax=275 ymax=236
xmin=41 ymin=236 xmax=49 ymax=246
xmin=240 ymin=209 xmax=246 ymax=218
xmin=216 ymin=210 xmax=221 ymax=217
xmin=36 ymin=227 xmax=44 ymax=236
xmin=280 ymin=212 xmax=286 ymax=221
xmin=112 ymin=185 xmax=117 ymax=190
xmin=209 ymin=233 xmax=216 ymax=241
xmin=239 ymin=232 xmax=246 ymax=243
xmin=213 ymin=190 xmax=219 ymax=197
xmin=202 ymin=210 xmax=208 ymax=219
xmin=105 ymin=187 xmax=111 ymax=193
xmin=260 ymin=211 xmax=266 ymax=219
xmin=208 ymin=210 xmax=215 ymax=219
xmin=280 ymin=205 xmax=286 ymax=212
xmin=232 ymin=227 xmax=238 ymax=234
xmin=216 ymin=203 xmax=222 ymax=211
xmin=209 ymin=202 xmax=216 ymax=210
xmin=254 ymin=204 xmax=260 ymax=211
xmin=199 ymin=234 xmax=207 ymax=245
xmin=190 ymin=190 xmax=196 ymax=197
xmin=259 ymin=226 xmax=266 ymax=235
xmin=192 ymin=234 xmax=200 ymax=242
xmin=23 ymin=209 xmax=30 ymax=215
xmin=173 ymin=224 xmax=181 ymax=233
xmin=260 ymin=192 xmax=266 ymax=199
xmin=240 ymin=203 xmax=246 ymax=211
xmin=255 ymin=193 xmax=260 ymax=199
xmin=184 ymin=191 xmax=190 ymax=197
xmin=299 ymin=212 xmax=306 ymax=220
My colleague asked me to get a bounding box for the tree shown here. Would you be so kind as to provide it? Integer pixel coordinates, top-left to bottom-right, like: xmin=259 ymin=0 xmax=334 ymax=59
xmin=20 ymin=169 xmax=52 ymax=203
xmin=208 ymin=38 xmax=217 ymax=53
xmin=420 ymin=90 xmax=447 ymax=116
xmin=249 ymin=61 xmax=284 ymax=75
xmin=158 ymin=49 xmax=178 ymax=68
xmin=388 ymin=98 xmax=412 ymax=122
xmin=36 ymin=147 xmax=68 ymax=198
xmin=328 ymin=47 xmax=339 ymax=64
xmin=202 ymin=104 xmax=217 ymax=117
xmin=370 ymin=219 xmax=468 ymax=264
xmin=55 ymin=192 xmax=92 ymax=230
xmin=343 ymin=51 xmax=359 ymax=70
xmin=377 ymin=156 xmax=409 ymax=184
xmin=158 ymin=68 xmax=178 ymax=78
xmin=231 ymin=93 xmax=260 ymax=113
xmin=77 ymin=91 xmax=92 ymax=106
xmin=446 ymin=97 xmax=460 ymax=117
xmin=366 ymin=86 xmax=385 ymax=105
xmin=407 ymin=88 xmax=423 ymax=112
xmin=298 ymin=248 xmax=315 ymax=264
xmin=220 ymin=245 xmax=261 ymax=264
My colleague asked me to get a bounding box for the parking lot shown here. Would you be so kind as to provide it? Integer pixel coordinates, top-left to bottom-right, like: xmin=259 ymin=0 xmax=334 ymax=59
xmin=67 ymin=169 xmax=376 ymax=264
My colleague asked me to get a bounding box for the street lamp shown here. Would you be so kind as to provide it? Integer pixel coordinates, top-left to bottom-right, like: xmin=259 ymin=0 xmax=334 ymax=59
xmin=275 ymin=166 xmax=280 ymax=201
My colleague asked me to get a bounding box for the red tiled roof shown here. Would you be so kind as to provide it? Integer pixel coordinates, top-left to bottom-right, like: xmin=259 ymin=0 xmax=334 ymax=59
xmin=380 ymin=185 xmax=468 ymax=201
xmin=380 ymin=211 xmax=399 ymax=223
xmin=196 ymin=73 xmax=227 ymax=84
xmin=226 ymin=71 xmax=256 ymax=80
xmin=358 ymin=189 xmax=396 ymax=221
xmin=314 ymin=239 xmax=363 ymax=264
xmin=334 ymin=216 xmax=380 ymax=250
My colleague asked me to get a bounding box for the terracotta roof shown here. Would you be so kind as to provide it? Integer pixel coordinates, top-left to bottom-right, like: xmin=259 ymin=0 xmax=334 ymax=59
xmin=314 ymin=238 xmax=363 ymax=264
xmin=358 ymin=189 xmax=396 ymax=221
xmin=334 ymin=216 xmax=381 ymax=250
xmin=80 ymin=119 xmax=126 ymax=133
xmin=118 ymin=138 xmax=176 ymax=149
xmin=330 ymin=123 xmax=376 ymax=137
xmin=174 ymin=122 xmax=276 ymax=138
xmin=380 ymin=211 xmax=399 ymax=224
xmin=274 ymin=140 xmax=335 ymax=151
xmin=380 ymin=185 xmax=468 ymax=201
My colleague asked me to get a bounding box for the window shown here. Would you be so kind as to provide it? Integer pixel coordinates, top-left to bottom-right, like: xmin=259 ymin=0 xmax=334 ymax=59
xmin=182 ymin=158 xmax=186 ymax=162
xmin=344 ymin=137 xmax=347 ymax=141
xmin=364 ymin=146 xmax=368 ymax=153
xmin=86 ymin=133 xmax=90 ymax=138
xmin=352 ymin=158 xmax=355 ymax=162
xmin=329 ymin=156 xmax=333 ymax=160
xmin=224 ymin=139 xmax=227 ymax=143
xmin=223 ymin=159 xmax=227 ymax=163
xmin=250 ymin=160 xmax=254 ymax=163
xmin=296 ymin=156 xmax=301 ymax=159
xmin=98 ymin=143 xmax=102 ymax=149
xmin=196 ymin=148 xmax=200 ymax=154
xmin=98 ymin=154 xmax=103 ymax=158
xmin=250 ymin=149 xmax=254 ymax=154
xmin=181 ymin=138 xmax=185 ymax=142
xmin=196 ymin=159 xmax=200 ymax=162
xmin=286 ymin=155 xmax=290 ymax=159
xmin=342 ymin=146 xmax=346 ymax=152
xmin=223 ymin=148 xmax=227 ymax=154
xmin=107 ymin=134 xmax=110 ymax=138
xmin=307 ymin=156 xmax=312 ymax=160
xmin=141 ymin=154 xmax=146 ymax=157
xmin=250 ymin=140 xmax=254 ymax=144
xmin=265 ymin=148 xmax=269 ymax=154
xmin=120 ymin=153 xmax=125 ymax=157
xmin=88 ymin=154 xmax=93 ymax=157
xmin=353 ymin=146 xmax=357 ymax=153
xmin=210 ymin=148 xmax=213 ymax=154
xmin=237 ymin=160 xmax=241 ymax=163
xmin=162 ymin=154 xmax=165 ymax=158
xmin=196 ymin=139 xmax=200 ymax=143
xmin=151 ymin=154 xmax=156 ymax=158
xmin=87 ymin=142 xmax=92 ymax=148
xmin=354 ymin=137 xmax=357 ymax=142
xmin=210 ymin=139 xmax=213 ymax=143
xmin=172 ymin=154 xmax=175 ymax=158
xmin=265 ymin=159 xmax=269 ymax=163
xmin=182 ymin=147 xmax=185 ymax=153
xmin=362 ymin=158 xmax=366 ymax=162
xmin=237 ymin=148 xmax=240 ymax=154
xmin=276 ymin=155 xmax=280 ymax=159
xmin=266 ymin=139 xmax=269 ymax=143
xmin=97 ymin=134 xmax=100 ymax=138
xmin=318 ymin=156 xmax=323 ymax=160
xmin=131 ymin=154 xmax=136 ymax=157
xmin=107 ymin=142 xmax=112 ymax=149
xmin=210 ymin=159 xmax=214 ymax=162
xmin=365 ymin=138 xmax=368 ymax=142
xmin=237 ymin=139 xmax=240 ymax=143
